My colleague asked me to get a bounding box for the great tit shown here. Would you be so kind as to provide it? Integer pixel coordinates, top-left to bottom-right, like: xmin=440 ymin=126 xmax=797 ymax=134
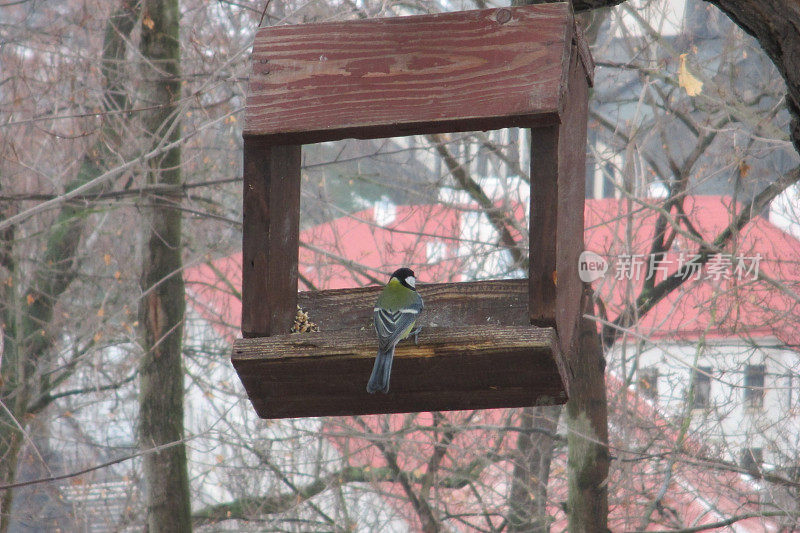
xmin=367 ymin=267 xmax=424 ymax=394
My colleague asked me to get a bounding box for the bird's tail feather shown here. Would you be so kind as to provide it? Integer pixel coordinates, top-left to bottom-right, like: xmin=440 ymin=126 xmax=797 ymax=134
xmin=366 ymin=346 xmax=394 ymax=394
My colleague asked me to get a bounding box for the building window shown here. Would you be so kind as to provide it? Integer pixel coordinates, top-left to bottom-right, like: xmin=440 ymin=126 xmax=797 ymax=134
xmin=691 ymin=366 xmax=712 ymax=408
xmin=744 ymin=364 xmax=765 ymax=409
xmin=638 ymin=367 xmax=659 ymax=400
xmin=740 ymin=447 xmax=763 ymax=472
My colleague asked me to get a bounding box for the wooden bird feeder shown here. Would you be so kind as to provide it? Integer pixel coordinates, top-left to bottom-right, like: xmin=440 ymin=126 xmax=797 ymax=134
xmin=233 ymin=3 xmax=593 ymax=418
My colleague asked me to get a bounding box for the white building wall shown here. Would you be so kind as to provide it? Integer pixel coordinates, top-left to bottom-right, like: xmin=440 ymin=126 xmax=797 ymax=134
xmin=614 ymin=339 xmax=800 ymax=471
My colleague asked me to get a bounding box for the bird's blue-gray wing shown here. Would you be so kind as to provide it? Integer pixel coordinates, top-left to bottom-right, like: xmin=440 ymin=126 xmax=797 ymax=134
xmin=374 ymin=294 xmax=423 ymax=350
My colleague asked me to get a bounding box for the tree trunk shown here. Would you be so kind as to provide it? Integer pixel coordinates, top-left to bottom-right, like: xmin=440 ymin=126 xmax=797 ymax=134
xmin=137 ymin=0 xmax=192 ymax=531
xmin=0 ymin=4 xmax=137 ymax=531
xmin=507 ymin=405 xmax=562 ymax=533
xmin=566 ymin=290 xmax=610 ymax=533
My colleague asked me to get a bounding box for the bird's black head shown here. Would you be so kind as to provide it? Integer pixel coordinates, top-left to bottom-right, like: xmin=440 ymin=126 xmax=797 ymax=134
xmin=390 ymin=267 xmax=417 ymax=290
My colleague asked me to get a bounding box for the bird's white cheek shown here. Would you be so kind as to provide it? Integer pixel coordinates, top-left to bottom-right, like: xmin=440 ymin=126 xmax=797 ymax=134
xmin=407 ymin=276 xmax=416 ymax=288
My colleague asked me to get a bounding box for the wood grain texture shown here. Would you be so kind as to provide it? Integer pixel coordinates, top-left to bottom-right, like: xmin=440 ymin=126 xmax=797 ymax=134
xmin=528 ymin=125 xmax=559 ymax=328
xmin=241 ymin=141 xmax=301 ymax=337
xmin=525 ymin=40 xmax=588 ymax=353
xmin=555 ymin=44 xmax=589 ymax=357
xmin=244 ymin=3 xmax=573 ymax=142
xmin=573 ymin=22 xmax=595 ymax=86
xmin=232 ymin=325 xmax=569 ymax=418
xmin=297 ymin=279 xmax=529 ymax=331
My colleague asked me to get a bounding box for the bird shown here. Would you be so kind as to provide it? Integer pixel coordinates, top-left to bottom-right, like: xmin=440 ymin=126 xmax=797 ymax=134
xmin=367 ymin=267 xmax=424 ymax=394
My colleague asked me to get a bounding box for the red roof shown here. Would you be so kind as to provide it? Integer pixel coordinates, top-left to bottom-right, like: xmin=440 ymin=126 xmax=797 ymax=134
xmin=186 ymin=203 xmax=465 ymax=338
xmin=585 ymin=196 xmax=800 ymax=345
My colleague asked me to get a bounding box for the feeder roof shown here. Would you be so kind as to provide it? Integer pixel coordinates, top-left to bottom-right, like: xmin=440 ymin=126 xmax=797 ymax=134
xmin=244 ymin=2 xmax=593 ymax=143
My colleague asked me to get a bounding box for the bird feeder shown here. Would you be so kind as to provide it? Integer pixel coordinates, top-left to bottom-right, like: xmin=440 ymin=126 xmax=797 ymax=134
xmin=233 ymin=3 xmax=592 ymax=418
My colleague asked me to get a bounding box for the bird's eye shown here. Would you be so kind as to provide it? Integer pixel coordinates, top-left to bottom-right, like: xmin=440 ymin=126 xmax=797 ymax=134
xmin=406 ymin=276 xmax=416 ymax=288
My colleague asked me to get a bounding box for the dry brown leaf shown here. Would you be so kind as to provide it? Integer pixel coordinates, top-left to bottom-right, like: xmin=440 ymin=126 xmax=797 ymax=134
xmin=739 ymin=160 xmax=751 ymax=178
xmin=678 ymin=53 xmax=703 ymax=97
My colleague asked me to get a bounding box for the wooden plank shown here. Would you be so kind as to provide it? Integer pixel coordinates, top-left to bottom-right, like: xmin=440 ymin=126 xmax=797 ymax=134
xmin=232 ymin=326 xmax=568 ymax=418
xmin=297 ymin=279 xmax=529 ymax=331
xmin=526 ymin=42 xmax=589 ymax=350
xmin=573 ymin=22 xmax=595 ymax=86
xmin=555 ymin=45 xmax=589 ymax=356
xmin=241 ymin=140 xmax=302 ymax=337
xmin=528 ymin=125 xmax=559 ymax=328
xmin=244 ymin=3 xmax=573 ymax=143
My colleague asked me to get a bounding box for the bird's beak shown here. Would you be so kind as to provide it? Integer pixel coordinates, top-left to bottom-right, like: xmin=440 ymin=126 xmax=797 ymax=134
xmin=407 ymin=276 xmax=416 ymax=288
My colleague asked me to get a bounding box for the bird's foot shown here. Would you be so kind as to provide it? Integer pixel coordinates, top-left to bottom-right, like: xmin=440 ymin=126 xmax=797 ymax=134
xmin=412 ymin=325 xmax=422 ymax=345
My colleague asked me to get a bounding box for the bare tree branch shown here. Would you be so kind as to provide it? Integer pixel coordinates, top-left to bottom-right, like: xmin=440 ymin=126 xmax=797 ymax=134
xmin=629 ymin=510 xmax=800 ymax=533
xmin=604 ymin=165 xmax=800 ymax=346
